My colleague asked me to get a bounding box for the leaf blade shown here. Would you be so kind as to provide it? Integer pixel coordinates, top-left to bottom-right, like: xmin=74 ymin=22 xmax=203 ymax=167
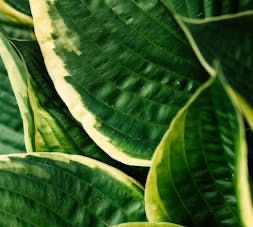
xmin=146 ymin=75 xmax=253 ymax=226
xmin=176 ymin=11 xmax=253 ymax=128
xmin=30 ymin=0 xmax=208 ymax=165
xmin=0 ymin=152 xmax=146 ymax=226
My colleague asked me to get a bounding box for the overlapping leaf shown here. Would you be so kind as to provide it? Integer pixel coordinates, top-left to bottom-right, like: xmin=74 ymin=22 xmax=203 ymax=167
xmin=0 ymin=0 xmax=32 ymax=26
xmin=113 ymin=222 xmax=182 ymax=227
xmin=0 ymin=0 xmax=34 ymax=39
xmin=0 ymin=29 xmax=148 ymax=183
xmin=0 ymin=16 xmax=34 ymax=40
xmin=176 ymin=11 xmax=253 ymax=128
xmin=0 ymin=152 xmax=146 ymax=226
xmin=30 ymin=0 xmax=208 ymax=166
xmin=0 ymin=58 xmax=24 ymax=154
xmin=4 ymin=0 xmax=31 ymax=16
xmin=163 ymin=0 xmax=253 ymax=18
xmin=146 ymin=75 xmax=253 ymax=226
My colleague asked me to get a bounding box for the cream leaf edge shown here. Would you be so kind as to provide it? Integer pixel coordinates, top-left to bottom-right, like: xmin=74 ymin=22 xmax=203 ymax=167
xmin=145 ymin=77 xmax=215 ymax=222
xmin=1 ymin=152 xmax=145 ymax=193
xmin=0 ymin=0 xmax=33 ymax=27
xmin=145 ymin=76 xmax=253 ymax=226
xmin=175 ymin=11 xmax=253 ymax=129
xmin=29 ymin=0 xmax=151 ymax=167
xmin=0 ymin=31 xmax=34 ymax=153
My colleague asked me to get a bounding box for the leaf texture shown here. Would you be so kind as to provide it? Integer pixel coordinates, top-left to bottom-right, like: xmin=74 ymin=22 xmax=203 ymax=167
xmin=145 ymin=76 xmax=253 ymax=226
xmin=30 ymin=0 xmax=208 ymax=165
xmin=163 ymin=0 xmax=253 ymax=18
xmin=0 ymin=30 xmax=148 ymax=184
xmin=0 ymin=58 xmax=25 ymax=154
xmin=177 ymin=11 xmax=253 ymax=128
xmin=0 ymin=152 xmax=146 ymax=226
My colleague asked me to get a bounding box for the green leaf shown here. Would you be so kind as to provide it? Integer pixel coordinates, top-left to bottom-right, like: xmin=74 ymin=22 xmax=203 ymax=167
xmin=4 ymin=0 xmax=31 ymax=16
xmin=145 ymin=76 xmax=253 ymax=226
xmin=112 ymin=222 xmax=182 ymax=227
xmin=30 ymin=0 xmax=208 ymax=166
xmin=0 ymin=29 xmax=35 ymax=153
xmin=0 ymin=28 xmax=148 ymax=184
xmin=246 ymin=124 xmax=253 ymax=182
xmin=0 ymin=152 xmax=146 ymax=226
xmin=0 ymin=0 xmax=34 ymax=40
xmin=0 ymin=58 xmax=25 ymax=154
xmin=163 ymin=0 xmax=253 ymax=18
xmin=177 ymin=11 xmax=253 ymax=128
xmin=178 ymin=11 xmax=253 ymax=127
xmin=0 ymin=0 xmax=33 ymax=27
xmin=0 ymin=15 xmax=34 ymax=40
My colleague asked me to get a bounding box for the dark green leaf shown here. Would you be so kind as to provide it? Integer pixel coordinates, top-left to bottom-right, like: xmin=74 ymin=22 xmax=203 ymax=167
xmin=30 ymin=0 xmax=208 ymax=165
xmin=177 ymin=11 xmax=253 ymax=128
xmin=0 ymin=152 xmax=146 ymax=226
xmin=146 ymin=76 xmax=253 ymax=226
xmin=163 ymin=0 xmax=253 ymax=18
xmin=0 ymin=58 xmax=24 ymax=154
xmin=0 ymin=29 xmax=148 ymax=184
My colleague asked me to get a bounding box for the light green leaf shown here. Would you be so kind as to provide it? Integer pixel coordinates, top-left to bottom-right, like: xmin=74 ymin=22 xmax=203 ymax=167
xmin=177 ymin=11 xmax=253 ymax=128
xmin=0 ymin=29 xmax=35 ymax=153
xmin=0 ymin=152 xmax=146 ymax=226
xmin=0 ymin=0 xmax=33 ymax=27
xmin=0 ymin=58 xmax=25 ymax=154
xmin=30 ymin=0 xmax=208 ymax=166
xmin=112 ymin=222 xmax=182 ymax=227
xmin=0 ymin=29 xmax=148 ymax=184
xmin=163 ymin=0 xmax=253 ymax=18
xmin=246 ymin=125 xmax=253 ymax=182
xmin=145 ymin=76 xmax=253 ymax=226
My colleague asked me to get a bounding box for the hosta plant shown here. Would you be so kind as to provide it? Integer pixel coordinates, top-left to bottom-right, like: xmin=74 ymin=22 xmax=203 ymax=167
xmin=0 ymin=0 xmax=252 ymax=226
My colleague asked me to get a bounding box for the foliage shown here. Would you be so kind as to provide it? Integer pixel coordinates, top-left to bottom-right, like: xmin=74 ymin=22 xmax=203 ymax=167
xmin=0 ymin=0 xmax=252 ymax=226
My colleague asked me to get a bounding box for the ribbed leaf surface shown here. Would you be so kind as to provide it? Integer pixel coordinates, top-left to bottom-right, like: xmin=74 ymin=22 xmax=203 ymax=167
xmin=0 ymin=59 xmax=24 ymax=154
xmin=177 ymin=11 xmax=253 ymax=128
xmin=30 ymin=0 xmax=208 ymax=166
xmin=0 ymin=29 xmax=148 ymax=183
xmin=146 ymin=77 xmax=253 ymax=226
xmin=0 ymin=152 xmax=146 ymax=226
xmin=163 ymin=0 xmax=253 ymax=18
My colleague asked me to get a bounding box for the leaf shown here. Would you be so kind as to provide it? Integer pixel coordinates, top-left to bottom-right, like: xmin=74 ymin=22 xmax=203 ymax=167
xmin=246 ymin=124 xmax=253 ymax=181
xmin=176 ymin=11 xmax=253 ymax=128
xmin=0 ymin=29 xmax=35 ymax=153
xmin=0 ymin=0 xmax=34 ymax=40
xmin=145 ymin=75 xmax=253 ymax=226
xmin=0 ymin=152 xmax=146 ymax=226
xmin=112 ymin=222 xmax=182 ymax=227
xmin=30 ymin=0 xmax=208 ymax=166
xmin=0 ymin=28 xmax=148 ymax=184
xmin=0 ymin=0 xmax=33 ymax=27
xmin=162 ymin=0 xmax=253 ymax=18
xmin=0 ymin=58 xmax=25 ymax=154
xmin=4 ymin=0 xmax=31 ymax=16
xmin=0 ymin=15 xmax=34 ymax=40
